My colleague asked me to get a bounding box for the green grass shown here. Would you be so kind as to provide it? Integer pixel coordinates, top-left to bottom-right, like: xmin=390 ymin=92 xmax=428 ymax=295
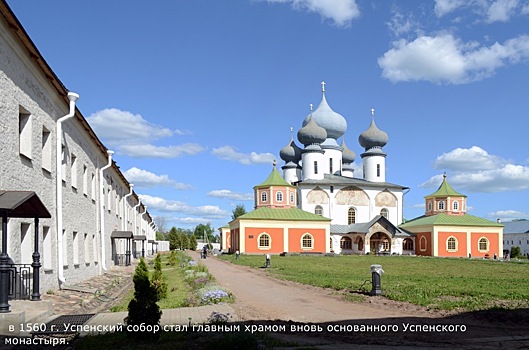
xmin=219 ymin=254 xmax=529 ymax=312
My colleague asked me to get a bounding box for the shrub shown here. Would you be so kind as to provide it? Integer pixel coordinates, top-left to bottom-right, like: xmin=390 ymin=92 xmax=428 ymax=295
xmin=511 ymin=246 xmax=521 ymax=259
xmin=124 ymin=258 xmax=161 ymax=340
xmin=168 ymin=250 xmax=177 ymax=266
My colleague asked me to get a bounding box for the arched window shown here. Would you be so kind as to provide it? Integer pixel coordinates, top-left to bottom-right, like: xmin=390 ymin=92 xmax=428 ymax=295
xmin=258 ymin=233 xmax=271 ymax=249
xmin=403 ymin=238 xmax=414 ymax=251
xmin=447 ymin=236 xmax=457 ymax=252
xmin=261 ymin=191 xmax=267 ymax=202
xmin=340 ymin=236 xmax=352 ymax=249
xmin=453 ymin=201 xmax=459 ymax=210
xmin=419 ymin=236 xmax=427 ymax=251
xmin=301 ymin=234 xmax=313 ymax=249
xmin=380 ymin=208 xmax=389 ymax=219
xmin=348 ymin=207 xmax=356 ymax=224
xmin=276 ymin=191 xmax=283 ymax=202
xmin=478 ymin=237 xmax=489 ymax=252
xmin=329 ymin=237 xmax=333 ymax=250
xmin=427 ymin=201 xmax=432 ymax=212
xmin=438 ymin=201 xmax=445 ymax=210
xmin=315 ymin=205 xmax=323 ymax=216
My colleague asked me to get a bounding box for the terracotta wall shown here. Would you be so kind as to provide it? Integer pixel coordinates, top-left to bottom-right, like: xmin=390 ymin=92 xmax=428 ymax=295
xmin=415 ymin=232 xmax=432 ymax=256
xmin=244 ymin=227 xmax=284 ymax=254
xmin=470 ymin=232 xmax=500 ymax=258
xmin=438 ymin=231 xmax=467 ymax=257
xmin=288 ymin=228 xmax=326 ymax=253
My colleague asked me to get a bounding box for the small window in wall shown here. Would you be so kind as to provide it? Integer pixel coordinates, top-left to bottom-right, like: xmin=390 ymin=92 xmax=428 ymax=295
xmin=330 ymin=186 xmax=334 ymax=193
xmin=438 ymin=201 xmax=445 ymax=210
xmin=20 ymin=223 xmax=32 ymax=264
xmin=427 ymin=201 xmax=432 ymax=212
xmin=315 ymin=205 xmax=323 ymax=216
xmin=61 ymin=145 xmax=67 ymax=182
xmin=93 ymin=233 xmax=98 ymax=263
xmin=290 ymin=192 xmax=294 ymax=203
xmin=62 ymin=230 xmax=68 ymax=266
xmin=377 ymin=164 xmax=380 ymax=177
xmin=73 ymin=231 xmax=79 ymax=265
xmin=258 ymin=233 xmax=271 ymax=249
xmin=314 ymin=161 xmax=318 ymax=174
xmin=329 ymin=237 xmax=333 ymax=250
xmin=83 ymin=165 xmax=88 ymax=195
xmin=419 ymin=236 xmax=427 ymax=251
xmin=19 ymin=107 xmax=32 ymax=159
xmin=329 ymin=158 xmax=333 ymax=174
xmin=91 ymin=173 xmax=96 ymax=201
xmin=43 ymin=226 xmax=52 ymax=269
xmin=453 ymin=201 xmax=459 ymax=210
xmin=261 ymin=191 xmax=267 ymax=202
xmin=447 ymin=236 xmax=457 ymax=252
xmin=301 ymin=233 xmax=313 ymax=250
xmin=71 ymin=154 xmax=78 ymax=189
xmin=478 ymin=237 xmax=489 ymax=252
xmin=380 ymin=208 xmax=388 ymax=219
xmin=348 ymin=207 xmax=356 ymax=224
xmin=340 ymin=236 xmax=352 ymax=249
xmin=84 ymin=233 xmax=90 ymax=264
xmin=276 ymin=191 xmax=283 ymax=202
xmin=41 ymin=127 xmax=52 ymax=171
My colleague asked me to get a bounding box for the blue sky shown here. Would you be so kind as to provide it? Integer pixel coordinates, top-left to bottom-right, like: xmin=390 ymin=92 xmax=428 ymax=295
xmin=8 ymin=0 xmax=529 ymax=230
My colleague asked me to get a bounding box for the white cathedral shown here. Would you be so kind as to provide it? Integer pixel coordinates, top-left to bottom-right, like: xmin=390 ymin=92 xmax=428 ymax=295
xmin=278 ymin=83 xmax=414 ymax=255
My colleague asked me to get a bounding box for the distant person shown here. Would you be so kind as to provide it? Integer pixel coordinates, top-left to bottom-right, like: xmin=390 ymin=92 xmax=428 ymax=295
xmin=202 ymin=245 xmax=207 ymax=259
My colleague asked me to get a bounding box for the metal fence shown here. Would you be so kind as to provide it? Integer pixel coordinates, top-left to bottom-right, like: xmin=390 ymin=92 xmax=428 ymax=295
xmin=8 ymin=263 xmax=32 ymax=300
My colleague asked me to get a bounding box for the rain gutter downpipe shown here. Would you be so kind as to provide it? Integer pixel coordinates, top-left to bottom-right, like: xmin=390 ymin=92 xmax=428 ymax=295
xmin=99 ymin=150 xmax=114 ymax=272
xmin=122 ymin=184 xmax=134 ymax=230
xmin=56 ymin=92 xmax=79 ymax=286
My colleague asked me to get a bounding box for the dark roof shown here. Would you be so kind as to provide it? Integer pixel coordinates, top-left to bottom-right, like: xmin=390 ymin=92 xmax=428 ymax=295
xmin=110 ymin=231 xmax=133 ymax=239
xmin=0 ymin=191 xmax=51 ymax=218
xmin=502 ymin=221 xmax=529 ymax=234
xmin=133 ymin=235 xmax=147 ymax=240
xmin=296 ymin=174 xmax=408 ymax=190
xmin=331 ymin=215 xmax=413 ymax=238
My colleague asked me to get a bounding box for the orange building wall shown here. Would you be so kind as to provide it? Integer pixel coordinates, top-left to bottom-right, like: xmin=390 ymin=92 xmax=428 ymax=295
xmin=225 ymin=232 xmax=231 ymax=251
xmin=438 ymin=231 xmax=467 ymax=257
xmin=415 ymin=232 xmax=432 ymax=256
xmin=288 ymin=228 xmax=326 ymax=253
xmin=244 ymin=227 xmax=284 ymax=254
xmin=470 ymin=232 xmax=500 ymax=258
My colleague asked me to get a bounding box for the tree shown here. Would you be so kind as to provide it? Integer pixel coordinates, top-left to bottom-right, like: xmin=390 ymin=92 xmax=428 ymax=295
xmin=193 ymin=223 xmax=215 ymax=243
xmin=125 ymin=257 xmax=161 ymax=340
xmin=188 ymin=234 xmax=198 ymax=250
xmin=511 ymin=246 xmax=521 ymax=259
xmin=168 ymin=227 xmax=180 ymax=250
xmin=151 ymin=254 xmax=167 ymax=300
xmin=154 ymin=216 xmax=168 ymax=236
xmin=231 ymin=204 xmax=247 ymax=219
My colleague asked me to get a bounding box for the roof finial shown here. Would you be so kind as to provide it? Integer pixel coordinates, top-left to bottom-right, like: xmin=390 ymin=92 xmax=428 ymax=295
xmin=443 ymin=172 xmax=447 ymax=179
xmin=273 ymin=159 xmax=277 ymax=168
xmin=371 ymin=108 xmax=375 ymax=118
xmin=321 ymin=81 xmax=326 ymax=93
xmin=309 ymin=103 xmax=313 ymax=112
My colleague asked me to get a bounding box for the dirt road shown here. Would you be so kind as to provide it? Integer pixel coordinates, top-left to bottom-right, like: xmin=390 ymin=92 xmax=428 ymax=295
xmin=189 ymin=251 xmax=529 ymax=349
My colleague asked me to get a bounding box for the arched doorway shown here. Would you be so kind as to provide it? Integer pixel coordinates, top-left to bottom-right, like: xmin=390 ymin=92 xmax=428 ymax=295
xmin=369 ymin=232 xmax=391 ymax=255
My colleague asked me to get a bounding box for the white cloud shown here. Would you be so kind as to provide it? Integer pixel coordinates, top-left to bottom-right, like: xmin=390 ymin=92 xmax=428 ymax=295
xmin=119 ymin=143 xmax=205 ymax=158
xmin=387 ymin=9 xmax=421 ymax=37
xmin=263 ymin=0 xmax=360 ymax=27
xmin=378 ymin=34 xmax=529 ymax=84
xmin=123 ymin=167 xmax=193 ymax=190
xmin=139 ymin=194 xmax=229 ymax=218
xmin=433 ymin=146 xmax=505 ymax=171
xmin=421 ymin=147 xmax=529 ymax=193
xmin=86 ymin=108 xmax=201 ymax=158
xmin=207 ymin=190 xmax=254 ymax=201
xmin=212 ymin=146 xmax=276 ymax=165
xmin=486 ymin=0 xmax=519 ymax=23
xmin=488 ymin=210 xmax=529 ymax=221
xmin=435 ymin=0 xmax=522 ymax=22
xmin=434 ymin=0 xmax=467 ymax=17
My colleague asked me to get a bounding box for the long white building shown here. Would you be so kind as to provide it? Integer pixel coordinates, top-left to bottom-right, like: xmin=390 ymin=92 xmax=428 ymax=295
xmin=0 ymin=0 xmax=156 ymax=311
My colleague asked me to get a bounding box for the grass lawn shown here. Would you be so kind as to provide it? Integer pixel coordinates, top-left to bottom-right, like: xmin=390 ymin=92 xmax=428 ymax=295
xmin=219 ymin=254 xmax=529 ymax=311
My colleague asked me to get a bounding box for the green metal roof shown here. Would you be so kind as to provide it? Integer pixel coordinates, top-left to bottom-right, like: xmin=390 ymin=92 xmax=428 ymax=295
xmin=399 ymin=213 xmax=503 ymax=228
xmin=237 ymin=207 xmax=330 ymax=221
xmin=426 ymin=175 xmax=466 ymax=198
xmin=254 ymin=167 xmax=293 ymax=188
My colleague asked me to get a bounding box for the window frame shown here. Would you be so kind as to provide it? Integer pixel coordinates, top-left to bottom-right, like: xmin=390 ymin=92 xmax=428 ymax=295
xmin=301 ymin=233 xmax=314 ymax=250
xmin=258 ymin=233 xmax=271 ymax=250
xmin=446 ymin=236 xmax=457 ymax=252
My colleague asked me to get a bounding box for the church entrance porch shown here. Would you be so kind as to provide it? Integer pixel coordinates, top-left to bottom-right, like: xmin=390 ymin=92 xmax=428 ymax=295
xmin=368 ymin=232 xmax=392 ymax=255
